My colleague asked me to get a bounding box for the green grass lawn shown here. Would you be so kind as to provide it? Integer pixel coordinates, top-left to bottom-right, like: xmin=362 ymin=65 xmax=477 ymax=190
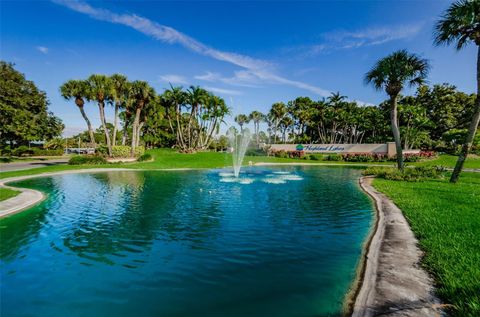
xmin=373 ymin=173 xmax=480 ymax=316
xmin=0 ymin=188 xmax=21 ymax=201
xmin=1 ymin=149 xmax=479 ymax=181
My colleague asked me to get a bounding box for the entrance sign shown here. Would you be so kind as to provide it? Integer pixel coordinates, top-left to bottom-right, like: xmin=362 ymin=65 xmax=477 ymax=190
xmin=269 ymin=142 xmax=406 ymax=157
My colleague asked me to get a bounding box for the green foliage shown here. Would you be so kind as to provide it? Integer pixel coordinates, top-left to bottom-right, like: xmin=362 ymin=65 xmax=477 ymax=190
xmin=68 ymin=155 xmax=107 ymax=165
xmin=363 ymin=166 xmax=446 ymax=181
xmin=137 ymin=153 xmax=152 ymax=162
xmin=0 ymin=61 xmax=64 ymax=147
xmin=31 ymin=148 xmax=64 ymax=156
xmin=323 ymin=154 xmax=342 ymax=161
xmin=245 ymin=148 xmax=267 ymax=156
xmin=111 ymin=145 xmax=145 ymax=158
xmin=12 ymin=146 xmax=33 ymax=157
xmin=374 ymin=173 xmax=480 ymax=316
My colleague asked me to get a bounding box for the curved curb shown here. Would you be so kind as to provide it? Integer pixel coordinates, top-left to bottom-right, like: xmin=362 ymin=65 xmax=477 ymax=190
xmin=351 ymin=177 xmax=442 ymax=317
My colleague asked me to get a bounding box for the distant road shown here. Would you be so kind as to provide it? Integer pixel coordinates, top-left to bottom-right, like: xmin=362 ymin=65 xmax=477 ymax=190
xmin=0 ymin=158 xmax=69 ymax=172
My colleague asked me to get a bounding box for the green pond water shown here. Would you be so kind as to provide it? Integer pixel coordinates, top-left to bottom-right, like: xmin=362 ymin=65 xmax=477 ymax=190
xmin=0 ymin=167 xmax=373 ymax=317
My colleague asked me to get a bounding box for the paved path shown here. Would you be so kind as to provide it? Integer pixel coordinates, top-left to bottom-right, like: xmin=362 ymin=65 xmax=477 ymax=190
xmin=0 ymin=158 xmax=69 ymax=172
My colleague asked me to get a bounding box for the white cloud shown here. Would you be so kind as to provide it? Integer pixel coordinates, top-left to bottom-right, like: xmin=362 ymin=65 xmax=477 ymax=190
xmin=204 ymin=86 xmax=242 ymax=96
xmin=53 ymin=0 xmax=332 ymax=97
xmin=36 ymin=46 xmax=49 ymax=54
xmin=300 ymin=23 xmax=423 ymax=57
xmin=159 ymin=74 xmax=188 ymax=85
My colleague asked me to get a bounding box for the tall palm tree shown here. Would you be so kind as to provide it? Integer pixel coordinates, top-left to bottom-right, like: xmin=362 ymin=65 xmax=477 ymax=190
xmin=110 ymin=74 xmax=129 ymax=146
xmin=60 ymin=80 xmax=96 ymax=146
xmin=269 ymin=102 xmax=288 ymax=143
xmin=86 ymin=74 xmax=114 ymax=156
xmin=234 ymin=114 xmax=249 ymax=132
xmin=129 ymin=81 xmax=155 ymax=155
xmin=249 ymin=111 xmax=264 ymax=145
xmin=435 ymin=0 xmax=480 ymax=183
xmin=365 ymin=50 xmax=429 ymax=171
xmin=163 ymin=85 xmax=188 ymax=149
xmin=186 ymin=86 xmax=208 ymax=149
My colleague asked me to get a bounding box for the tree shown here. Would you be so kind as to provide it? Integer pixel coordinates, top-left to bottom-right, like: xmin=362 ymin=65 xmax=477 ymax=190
xmin=268 ymin=102 xmax=288 ymax=143
xmin=435 ymin=0 xmax=480 ymax=183
xmin=129 ymin=81 xmax=155 ymax=155
xmin=86 ymin=74 xmax=114 ymax=156
xmin=365 ymin=50 xmax=429 ymax=171
xmin=249 ymin=111 xmax=264 ymax=145
xmin=234 ymin=114 xmax=249 ymax=132
xmin=1 ymin=61 xmax=63 ymax=147
xmin=110 ymin=74 xmax=129 ymax=146
xmin=60 ymin=80 xmax=95 ymax=145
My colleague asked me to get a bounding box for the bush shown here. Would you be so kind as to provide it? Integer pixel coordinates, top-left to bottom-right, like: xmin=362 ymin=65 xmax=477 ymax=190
xmin=111 ymin=145 xmax=145 ymax=158
xmin=137 ymin=153 xmax=152 ymax=162
xmin=245 ymin=148 xmax=267 ymax=156
xmin=32 ymin=148 xmax=64 ymax=156
xmin=287 ymin=150 xmax=305 ymax=159
xmin=68 ymin=155 xmax=107 ymax=165
xmin=0 ymin=157 xmax=13 ymax=163
xmin=273 ymin=150 xmax=288 ymax=158
xmin=363 ymin=166 xmax=446 ymax=181
xmin=13 ymin=146 xmax=33 ymax=157
xmin=323 ymin=154 xmax=342 ymax=161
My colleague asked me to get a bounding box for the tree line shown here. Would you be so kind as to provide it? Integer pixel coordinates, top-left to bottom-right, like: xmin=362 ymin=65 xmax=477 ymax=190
xmin=61 ymin=75 xmax=230 ymax=156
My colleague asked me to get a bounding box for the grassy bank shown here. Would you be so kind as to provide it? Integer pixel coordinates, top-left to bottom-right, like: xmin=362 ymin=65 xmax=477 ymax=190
xmin=1 ymin=149 xmax=479 ymax=181
xmin=373 ymin=173 xmax=480 ymax=316
xmin=0 ymin=188 xmax=21 ymax=201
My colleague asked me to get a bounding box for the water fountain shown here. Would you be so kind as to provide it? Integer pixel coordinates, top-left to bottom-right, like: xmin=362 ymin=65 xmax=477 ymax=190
xmin=226 ymin=127 xmax=252 ymax=177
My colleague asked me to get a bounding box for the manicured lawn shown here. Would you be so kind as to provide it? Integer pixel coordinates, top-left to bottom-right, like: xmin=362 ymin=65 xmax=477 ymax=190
xmin=1 ymin=149 xmax=479 ymax=181
xmin=0 ymin=188 xmax=21 ymax=201
xmin=373 ymin=173 xmax=480 ymax=316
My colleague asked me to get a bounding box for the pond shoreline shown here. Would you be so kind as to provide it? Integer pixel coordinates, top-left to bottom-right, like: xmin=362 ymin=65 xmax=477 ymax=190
xmin=350 ymin=176 xmax=441 ymax=317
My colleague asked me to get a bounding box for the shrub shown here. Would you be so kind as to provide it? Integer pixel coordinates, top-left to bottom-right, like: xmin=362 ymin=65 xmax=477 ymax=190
xmin=363 ymin=166 xmax=446 ymax=181
xmin=323 ymin=154 xmax=342 ymax=161
xmin=32 ymin=148 xmax=64 ymax=156
xmin=0 ymin=157 xmax=12 ymax=163
xmin=68 ymin=155 xmax=107 ymax=165
xmin=137 ymin=153 xmax=152 ymax=162
xmin=13 ymin=146 xmax=33 ymax=157
xmin=111 ymin=145 xmax=145 ymax=158
xmin=245 ymin=148 xmax=267 ymax=156
xmin=273 ymin=150 xmax=288 ymax=158
xmin=287 ymin=150 xmax=305 ymax=159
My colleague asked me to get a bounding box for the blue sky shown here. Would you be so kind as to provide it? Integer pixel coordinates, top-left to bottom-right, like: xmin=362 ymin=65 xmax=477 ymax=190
xmin=0 ymin=0 xmax=476 ymax=136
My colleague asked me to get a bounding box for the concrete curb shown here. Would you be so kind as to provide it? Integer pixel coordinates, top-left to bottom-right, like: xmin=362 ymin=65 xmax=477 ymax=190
xmin=351 ymin=177 xmax=442 ymax=317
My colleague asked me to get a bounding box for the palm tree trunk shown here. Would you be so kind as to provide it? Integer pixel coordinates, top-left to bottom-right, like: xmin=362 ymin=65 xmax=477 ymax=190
xmin=112 ymin=102 xmax=119 ymax=146
xmin=78 ymin=105 xmax=95 ymax=146
xmin=131 ymin=107 xmax=141 ymax=156
xmin=390 ymin=95 xmax=404 ymax=171
xmin=98 ymin=101 xmax=112 ymax=156
xmin=450 ymin=46 xmax=480 ymax=183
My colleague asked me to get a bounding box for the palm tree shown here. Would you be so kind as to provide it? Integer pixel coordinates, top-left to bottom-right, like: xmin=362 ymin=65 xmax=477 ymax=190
xmin=163 ymin=85 xmax=188 ymax=150
xmin=86 ymin=74 xmax=114 ymax=156
xmin=110 ymin=74 xmax=129 ymax=146
xmin=269 ymin=102 xmax=288 ymax=143
xmin=186 ymin=86 xmax=208 ymax=150
xmin=234 ymin=114 xmax=249 ymax=132
xmin=129 ymin=81 xmax=155 ymax=155
xmin=249 ymin=111 xmax=264 ymax=145
xmin=435 ymin=0 xmax=480 ymax=183
xmin=365 ymin=50 xmax=429 ymax=171
xmin=60 ymin=80 xmax=96 ymax=146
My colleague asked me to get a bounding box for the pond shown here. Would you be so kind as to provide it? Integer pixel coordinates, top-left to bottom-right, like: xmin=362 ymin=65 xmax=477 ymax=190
xmin=0 ymin=167 xmax=373 ymax=317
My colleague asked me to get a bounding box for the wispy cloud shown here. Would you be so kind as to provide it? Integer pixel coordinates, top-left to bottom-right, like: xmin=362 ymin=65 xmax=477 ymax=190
xmin=324 ymin=23 xmax=423 ymax=47
xmin=159 ymin=74 xmax=188 ymax=85
xmin=299 ymin=23 xmax=423 ymax=57
xmin=53 ymin=0 xmax=331 ymax=97
xmin=205 ymin=86 xmax=242 ymax=96
xmin=36 ymin=46 xmax=49 ymax=54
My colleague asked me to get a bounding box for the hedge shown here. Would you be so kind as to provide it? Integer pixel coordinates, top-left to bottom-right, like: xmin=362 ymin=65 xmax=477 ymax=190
xmin=111 ymin=146 xmax=145 ymax=158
